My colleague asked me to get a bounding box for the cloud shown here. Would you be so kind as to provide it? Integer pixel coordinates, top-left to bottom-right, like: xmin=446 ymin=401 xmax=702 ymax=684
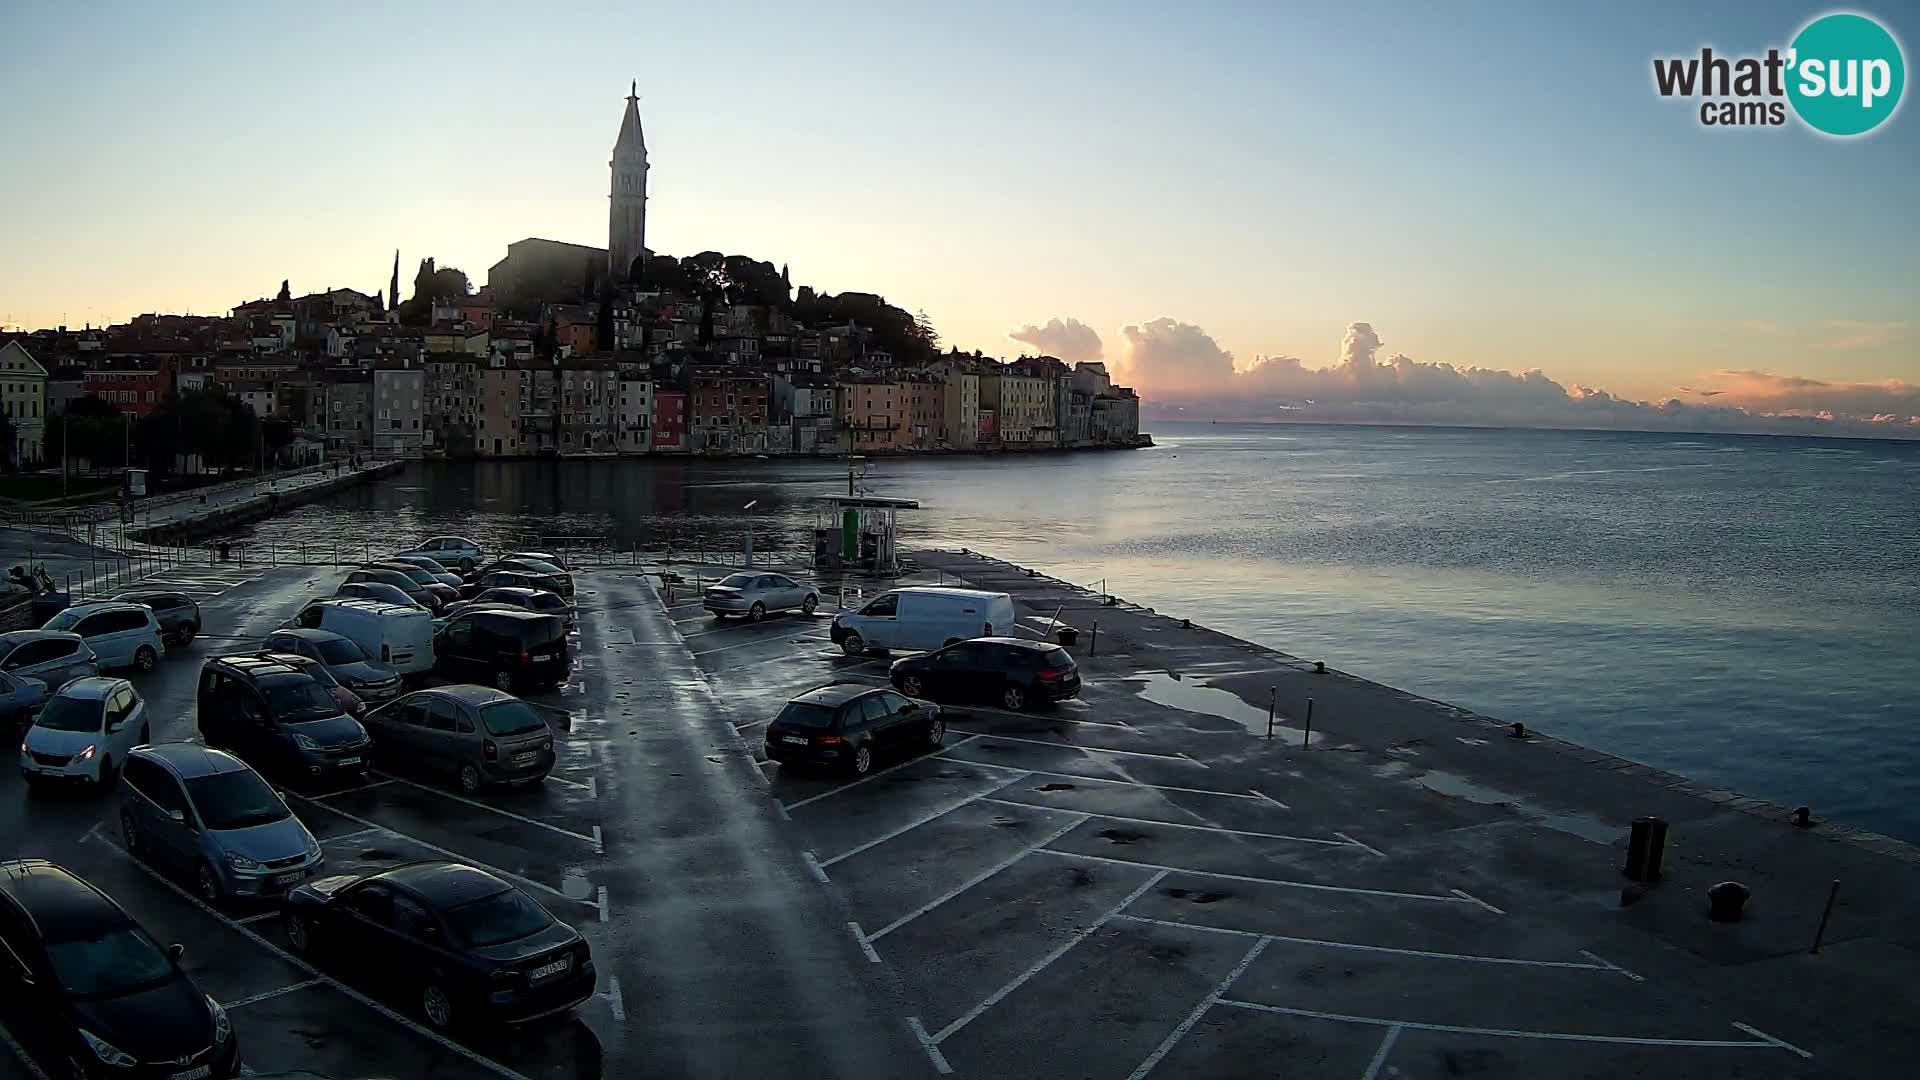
xmin=1131 ymin=320 xmax=1920 ymax=439
xmin=1117 ymin=318 xmax=1238 ymax=397
xmin=1824 ymin=320 xmax=1910 ymax=349
xmin=1008 ymin=317 xmax=1103 ymax=363
xmin=1685 ymin=370 xmax=1920 ymax=417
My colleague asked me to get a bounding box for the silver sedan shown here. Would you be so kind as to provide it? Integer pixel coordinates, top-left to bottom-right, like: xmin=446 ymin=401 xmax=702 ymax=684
xmin=703 ymin=573 xmax=819 ymax=621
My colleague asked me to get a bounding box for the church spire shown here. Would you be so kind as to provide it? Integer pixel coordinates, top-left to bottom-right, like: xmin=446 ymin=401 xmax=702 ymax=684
xmin=389 ymin=249 xmax=401 ymax=320
xmin=609 ymin=80 xmax=649 ymax=281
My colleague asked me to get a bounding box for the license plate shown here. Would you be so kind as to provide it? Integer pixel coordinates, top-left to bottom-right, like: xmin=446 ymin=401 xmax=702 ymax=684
xmin=781 ymin=735 xmax=809 ymax=745
xmin=336 ymin=756 xmax=362 ymax=766
xmin=172 ymin=1065 xmax=211 ymax=1080
xmin=531 ymin=653 xmax=553 ymax=662
xmin=513 ymin=752 xmax=538 ymax=766
xmin=274 ymin=872 xmax=304 ymax=886
xmin=529 ymin=957 xmax=570 ymax=980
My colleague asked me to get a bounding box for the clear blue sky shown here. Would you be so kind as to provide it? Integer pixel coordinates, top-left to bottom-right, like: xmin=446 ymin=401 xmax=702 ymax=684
xmin=2 ymin=0 xmax=1913 ymax=402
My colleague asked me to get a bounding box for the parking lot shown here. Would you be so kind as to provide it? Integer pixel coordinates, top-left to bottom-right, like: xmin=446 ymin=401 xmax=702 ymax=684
xmin=0 ymin=557 xmax=1841 ymax=1078
xmin=663 ymin=561 xmax=1826 ymax=1079
xmin=0 ymin=562 xmax=617 ymax=1080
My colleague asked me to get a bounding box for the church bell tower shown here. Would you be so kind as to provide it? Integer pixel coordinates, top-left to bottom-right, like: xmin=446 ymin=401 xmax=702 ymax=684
xmin=609 ymin=81 xmax=649 ymax=282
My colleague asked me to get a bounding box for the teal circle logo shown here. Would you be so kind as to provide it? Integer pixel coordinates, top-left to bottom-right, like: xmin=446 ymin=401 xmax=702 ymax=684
xmin=1787 ymin=13 xmax=1905 ymax=135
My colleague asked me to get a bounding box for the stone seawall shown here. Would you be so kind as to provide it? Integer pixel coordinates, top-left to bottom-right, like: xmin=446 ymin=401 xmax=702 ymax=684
xmin=128 ymin=460 xmax=405 ymax=545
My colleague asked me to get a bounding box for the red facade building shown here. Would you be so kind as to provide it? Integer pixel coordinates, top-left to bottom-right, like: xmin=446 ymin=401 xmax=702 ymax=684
xmin=82 ymin=357 xmax=177 ymax=416
xmin=652 ymin=389 xmax=687 ymax=450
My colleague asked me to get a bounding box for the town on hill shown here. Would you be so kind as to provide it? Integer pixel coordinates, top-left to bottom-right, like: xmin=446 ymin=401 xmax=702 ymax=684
xmin=0 ymin=85 xmax=1141 ymax=470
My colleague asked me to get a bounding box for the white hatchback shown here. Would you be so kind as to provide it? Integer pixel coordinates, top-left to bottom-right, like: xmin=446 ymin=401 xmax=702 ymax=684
xmin=19 ymin=676 xmax=149 ymax=788
xmin=39 ymin=602 xmax=168 ymax=672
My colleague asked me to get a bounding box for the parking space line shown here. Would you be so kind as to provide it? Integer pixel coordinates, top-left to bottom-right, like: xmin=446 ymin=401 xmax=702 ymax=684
xmin=932 ymin=870 xmax=1168 ymax=1045
xmin=1213 ymin=999 xmax=1802 ymax=1053
xmin=1125 ymin=936 xmax=1271 ymax=1080
xmin=1333 ymin=831 xmax=1387 ymax=858
xmin=0 ymin=1021 xmax=51 ymax=1080
xmin=691 ymin=632 xmax=829 ymax=658
xmin=597 ymin=886 xmax=609 ymax=923
xmin=1110 ymin=915 xmax=1618 ymax=971
xmin=906 ymin=1017 xmax=954 ymax=1075
xmin=367 ymin=771 xmax=601 ymax=847
xmin=1246 ymin=787 xmax=1289 ymax=809
xmin=950 ymin=730 xmax=1208 ymax=766
xmin=1578 ymin=949 xmax=1646 ymax=982
xmin=802 ymin=850 xmax=830 ymax=883
xmin=1730 ymin=1022 xmax=1813 ymax=1059
xmin=819 ymin=774 xmax=1030 ymax=868
xmin=602 ymin=976 xmax=625 ymax=1022
xmin=306 ymin=778 xmax=396 ymax=800
xmin=848 ymin=922 xmax=882 ymax=963
xmin=1360 ymin=1024 xmax=1404 ymax=1080
xmin=781 ymin=735 xmax=985 ymax=811
xmin=235 ymin=911 xmax=279 ymax=925
xmin=979 ymin=798 xmax=1344 ymax=847
xmin=543 ymin=772 xmax=595 ymax=796
xmin=322 ymin=825 xmax=390 ymax=846
xmin=1450 ymin=888 xmax=1505 ymax=915
xmin=97 ymin=836 xmax=535 ymax=1080
xmin=295 ymin=797 xmax=595 ymax=911
xmin=225 ymin=977 xmax=325 ymax=1010
xmin=1039 ymin=849 xmax=1482 ymax=907
xmin=936 ymin=754 xmax=1269 ymax=802
xmin=868 ymin=814 xmax=1092 ymax=948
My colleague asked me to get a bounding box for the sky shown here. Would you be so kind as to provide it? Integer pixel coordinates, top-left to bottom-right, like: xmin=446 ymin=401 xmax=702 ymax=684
xmin=2 ymin=1 xmax=1915 ymax=431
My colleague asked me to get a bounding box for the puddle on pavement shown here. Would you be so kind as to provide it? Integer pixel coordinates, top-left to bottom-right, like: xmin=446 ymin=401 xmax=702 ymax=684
xmin=560 ymin=868 xmax=594 ymax=899
xmin=1130 ymin=672 xmax=1326 ymax=744
xmin=1413 ymin=770 xmax=1619 ymax=844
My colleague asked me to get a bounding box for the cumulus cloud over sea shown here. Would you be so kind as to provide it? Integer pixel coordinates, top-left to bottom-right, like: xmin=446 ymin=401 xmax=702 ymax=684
xmin=1007 ymin=317 xmax=1920 ymax=439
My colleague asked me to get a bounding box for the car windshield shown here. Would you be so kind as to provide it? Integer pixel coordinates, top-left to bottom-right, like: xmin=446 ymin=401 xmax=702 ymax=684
xmin=532 ymin=595 xmax=564 ymax=611
xmin=515 ymin=561 xmax=562 ymax=575
xmin=719 ymin=574 xmax=755 ymax=589
xmin=391 ymin=567 xmax=435 ymax=584
xmin=775 ymin=701 xmax=837 ymax=729
xmin=296 ymin=663 xmax=341 ymax=688
xmin=40 ymin=611 xmax=80 ymax=631
xmin=263 ymin=680 xmax=339 ymax=720
xmin=45 ymin=924 xmax=175 ymax=999
xmin=33 ymin=695 xmax=103 ymax=733
xmin=314 ymin=637 xmax=369 ymax=665
xmin=478 ymin=701 xmax=548 ymax=737
xmin=444 ymin=888 xmax=553 ymax=949
xmin=185 ymin=769 xmax=290 ymax=830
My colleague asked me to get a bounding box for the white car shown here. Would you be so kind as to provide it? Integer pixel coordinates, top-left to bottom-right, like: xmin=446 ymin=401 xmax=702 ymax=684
xmin=19 ymin=676 xmax=149 ymax=788
xmin=39 ymin=602 xmax=167 ymax=672
xmin=397 ymin=536 xmax=484 ymax=573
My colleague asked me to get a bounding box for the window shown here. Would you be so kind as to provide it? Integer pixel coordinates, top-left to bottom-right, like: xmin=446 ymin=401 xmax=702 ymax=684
xmin=424 ymin=697 xmax=459 ymax=733
xmin=858 ymin=696 xmax=891 ymax=727
xmin=345 ymin=882 xmax=395 ymax=924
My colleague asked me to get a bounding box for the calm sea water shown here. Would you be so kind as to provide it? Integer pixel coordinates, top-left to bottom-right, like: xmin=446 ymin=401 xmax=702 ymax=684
xmin=253 ymin=422 xmax=1920 ymax=840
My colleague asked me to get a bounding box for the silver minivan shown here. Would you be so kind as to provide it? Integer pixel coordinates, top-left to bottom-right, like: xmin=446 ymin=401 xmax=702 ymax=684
xmin=119 ymin=743 xmax=324 ymax=902
xmin=0 ymin=629 xmax=100 ymax=691
xmin=362 ymin=685 xmax=556 ymax=794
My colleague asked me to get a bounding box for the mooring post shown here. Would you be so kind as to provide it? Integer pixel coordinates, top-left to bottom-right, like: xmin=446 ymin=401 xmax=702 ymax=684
xmin=1304 ymin=697 xmax=1315 ymax=748
xmin=1090 ymin=621 xmax=1099 ymax=655
xmin=1810 ymin=879 xmax=1841 ymax=954
xmin=1266 ymin=687 xmax=1277 ymax=739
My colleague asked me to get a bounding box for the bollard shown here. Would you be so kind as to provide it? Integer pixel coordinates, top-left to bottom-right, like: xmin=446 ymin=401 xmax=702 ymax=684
xmin=1624 ymin=817 xmax=1669 ymax=882
xmin=1314 ymin=660 xmax=1326 ymax=674
xmin=1809 ymin=879 xmax=1841 ymax=954
xmin=1266 ymin=687 xmax=1276 ymax=739
xmin=1304 ymin=697 xmax=1314 ymax=748
xmin=1089 ymin=620 xmax=1099 ymax=655
xmin=1707 ymin=881 xmax=1750 ymax=922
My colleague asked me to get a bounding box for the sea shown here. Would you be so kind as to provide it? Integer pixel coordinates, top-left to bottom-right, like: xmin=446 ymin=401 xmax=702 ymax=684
xmin=249 ymin=422 xmax=1920 ymax=842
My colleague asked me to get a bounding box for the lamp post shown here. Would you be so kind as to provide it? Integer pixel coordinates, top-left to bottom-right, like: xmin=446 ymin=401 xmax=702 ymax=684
xmin=743 ymin=499 xmax=757 ymax=568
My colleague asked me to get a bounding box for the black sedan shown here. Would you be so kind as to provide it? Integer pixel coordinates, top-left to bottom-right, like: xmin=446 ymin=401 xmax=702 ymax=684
xmin=763 ymin=684 xmax=943 ymax=775
xmin=283 ymin=861 xmax=594 ymax=1030
xmin=0 ymin=859 xmax=240 ymax=1077
xmin=889 ymin=637 xmax=1082 ymax=711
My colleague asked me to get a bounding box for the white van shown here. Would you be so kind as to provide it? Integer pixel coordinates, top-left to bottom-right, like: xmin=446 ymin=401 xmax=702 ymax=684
xmin=829 ymin=587 xmax=1018 ymax=656
xmin=280 ymin=599 xmax=436 ymax=676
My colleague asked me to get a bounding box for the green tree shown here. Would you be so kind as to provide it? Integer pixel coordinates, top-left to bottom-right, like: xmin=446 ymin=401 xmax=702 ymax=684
xmin=47 ymin=396 xmax=128 ymax=473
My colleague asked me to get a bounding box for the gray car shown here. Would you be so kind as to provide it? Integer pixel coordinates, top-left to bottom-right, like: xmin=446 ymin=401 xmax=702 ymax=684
xmin=112 ymin=590 xmax=203 ymax=646
xmin=0 ymin=670 xmax=48 ymax=731
xmin=335 ymin=580 xmax=427 ymax=610
xmin=0 ymin=629 xmax=100 ymax=692
xmin=442 ymin=587 xmax=573 ymax=627
xmin=119 ymin=743 xmax=324 ymax=902
xmin=260 ymin=629 xmax=404 ymax=704
xmin=362 ymin=685 xmax=556 ymax=794
xmin=383 ymin=554 xmax=464 ymax=588
xmin=365 ymin=562 xmax=461 ymax=610
xmin=345 ymin=567 xmax=445 ymax=612
xmin=703 ymin=572 xmax=819 ymax=621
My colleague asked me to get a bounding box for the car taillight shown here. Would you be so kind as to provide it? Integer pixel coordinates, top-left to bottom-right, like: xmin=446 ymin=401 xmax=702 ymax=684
xmin=1037 ymin=669 xmax=1062 ymax=681
xmin=518 ymin=650 xmax=531 ymax=667
xmin=814 ymin=735 xmax=846 ymax=746
xmin=483 ymin=739 xmax=497 ymax=760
